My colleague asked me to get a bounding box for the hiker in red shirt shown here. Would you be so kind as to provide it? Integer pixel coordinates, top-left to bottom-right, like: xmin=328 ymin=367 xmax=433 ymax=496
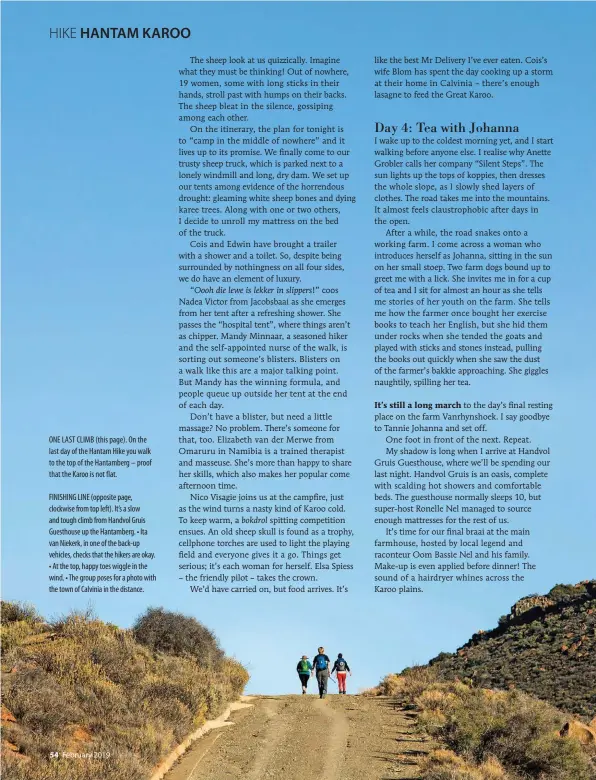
xmin=331 ymin=653 xmax=351 ymax=694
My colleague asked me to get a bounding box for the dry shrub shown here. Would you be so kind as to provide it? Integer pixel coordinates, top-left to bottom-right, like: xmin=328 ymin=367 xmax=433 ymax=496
xmin=50 ymin=605 xmax=97 ymax=633
xmin=2 ymin=750 xmax=147 ymax=780
xmin=3 ymin=666 xmax=84 ymax=735
xmin=1 ymin=602 xmax=47 ymax=654
xmin=1 ymin=606 xmax=249 ymax=780
xmin=132 ymin=607 xmax=224 ymax=666
xmin=1 ymin=602 xmax=44 ymax=626
xmin=373 ymin=666 xmax=440 ymax=699
xmin=359 ymin=686 xmax=381 ymax=697
xmin=418 ymin=684 xmax=595 ymax=780
xmin=32 ymin=640 xmax=104 ymax=689
xmin=1 ymin=622 xmax=36 ymax=654
xmin=476 ymin=756 xmax=508 ymax=779
xmin=418 ymin=687 xmax=455 ymax=709
xmin=422 ymin=749 xmax=509 ymax=780
xmin=220 ymin=657 xmax=251 ymax=694
xmin=399 ymin=665 xmax=440 ymax=699
xmin=377 ymin=674 xmax=403 ymax=696
xmin=419 ymin=707 xmax=449 ymax=732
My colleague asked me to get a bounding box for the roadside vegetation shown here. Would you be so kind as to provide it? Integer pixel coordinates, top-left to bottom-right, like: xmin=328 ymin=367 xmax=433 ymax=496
xmin=1 ymin=601 xmax=248 ymax=780
xmin=375 ymin=663 xmax=596 ymax=780
xmin=371 ymin=582 xmax=596 ymax=778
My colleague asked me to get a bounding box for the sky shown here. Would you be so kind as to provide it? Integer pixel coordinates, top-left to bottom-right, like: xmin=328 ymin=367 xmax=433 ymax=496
xmin=2 ymin=1 xmax=595 ymax=694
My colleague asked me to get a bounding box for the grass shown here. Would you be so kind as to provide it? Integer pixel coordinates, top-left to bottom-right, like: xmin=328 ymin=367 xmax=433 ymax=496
xmin=1 ymin=602 xmax=249 ymax=780
xmin=370 ymin=664 xmax=596 ymax=780
xmin=421 ymin=749 xmax=508 ymax=780
xmin=402 ymin=670 xmax=595 ymax=780
xmin=1 ymin=601 xmax=48 ymax=654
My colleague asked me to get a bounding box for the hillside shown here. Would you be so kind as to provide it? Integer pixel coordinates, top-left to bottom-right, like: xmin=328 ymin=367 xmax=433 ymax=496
xmin=2 ymin=586 xmax=595 ymax=780
xmin=0 ymin=603 xmax=249 ymax=780
xmin=374 ymin=666 xmax=596 ymax=780
xmin=428 ymin=581 xmax=596 ymax=717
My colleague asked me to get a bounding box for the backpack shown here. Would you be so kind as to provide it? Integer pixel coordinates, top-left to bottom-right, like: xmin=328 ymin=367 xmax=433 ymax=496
xmin=315 ymin=655 xmax=327 ymax=670
xmin=298 ymin=659 xmax=310 ymax=673
xmin=336 ymin=659 xmax=347 ymax=672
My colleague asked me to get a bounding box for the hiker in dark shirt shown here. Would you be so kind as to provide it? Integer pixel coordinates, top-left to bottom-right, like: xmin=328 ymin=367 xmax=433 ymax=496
xmin=296 ymin=655 xmax=313 ymax=694
xmin=312 ymin=646 xmax=331 ymax=698
xmin=331 ymin=653 xmax=351 ymax=694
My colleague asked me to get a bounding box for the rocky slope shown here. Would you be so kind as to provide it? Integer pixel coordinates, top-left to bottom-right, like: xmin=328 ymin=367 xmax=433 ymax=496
xmin=428 ymin=581 xmax=596 ymax=717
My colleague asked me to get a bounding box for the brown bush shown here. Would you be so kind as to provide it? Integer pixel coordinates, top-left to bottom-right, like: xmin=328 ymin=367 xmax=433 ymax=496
xmin=372 ymin=666 xmax=441 ymax=699
xmin=376 ymin=673 xmax=402 ymax=696
xmin=417 ymin=683 xmax=595 ymax=780
xmin=132 ymin=607 xmax=224 ymax=666
xmin=398 ymin=665 xmax=440 ymax=699
xmin=1 ymin=605 xmax=249 ymax=780
xmin=1 ymin=602 xmax=44 ymax=626
xmin=422 ymin=749 xmax=509 ymax=779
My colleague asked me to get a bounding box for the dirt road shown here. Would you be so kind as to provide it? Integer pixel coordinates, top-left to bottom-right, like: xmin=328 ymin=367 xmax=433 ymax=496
xmin=165 ymin=695 xmax=432 ymax=780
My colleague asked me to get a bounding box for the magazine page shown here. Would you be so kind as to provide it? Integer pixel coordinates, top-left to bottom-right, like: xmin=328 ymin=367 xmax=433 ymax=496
xmin=2 ymin=2 xmax=595 ymax=779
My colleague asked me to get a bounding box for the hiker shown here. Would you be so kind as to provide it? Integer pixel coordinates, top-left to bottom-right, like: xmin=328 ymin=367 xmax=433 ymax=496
xmin=296 ymin=655 xmax=313 ymax=694
xmin=331 ymin=653 xmax=351 ymax=694
xmin=312 ymin=646 xmax=331 ymax=698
